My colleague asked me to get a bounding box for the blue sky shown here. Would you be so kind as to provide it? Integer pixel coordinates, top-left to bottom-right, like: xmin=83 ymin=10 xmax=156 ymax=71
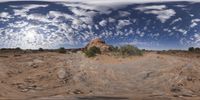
xmin=0 ymin=0 xmax=200 ymax=50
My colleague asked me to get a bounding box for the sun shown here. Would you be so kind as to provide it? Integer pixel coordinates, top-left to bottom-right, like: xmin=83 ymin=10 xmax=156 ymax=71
xmin=25 ymin=28 xmax=38 ymax=43
xmin=21 ymin=27 xmax=41 ymax=49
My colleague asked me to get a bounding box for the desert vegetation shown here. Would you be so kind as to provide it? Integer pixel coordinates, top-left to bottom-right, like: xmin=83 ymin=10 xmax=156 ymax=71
xmin=188 ymin=47 xmax=200 ymax=52
xmin=110 ymin=45 xmax=143 ymax=57
xmin=84 ymin=45 xmax=143 ymax=57
xmin=38 ymin=48 xmax=44 ymax=52
xmin=58 ymin=47 xmax=66 ymax=54
xmin=84 ymin=38 xmax=143 ymax=57
xmin=84 ymin=46 xmax=101 ymax=57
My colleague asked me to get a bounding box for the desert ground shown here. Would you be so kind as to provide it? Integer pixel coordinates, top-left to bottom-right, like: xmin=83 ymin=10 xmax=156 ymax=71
xmin=0 ymin=51 xmax=200 ymax=100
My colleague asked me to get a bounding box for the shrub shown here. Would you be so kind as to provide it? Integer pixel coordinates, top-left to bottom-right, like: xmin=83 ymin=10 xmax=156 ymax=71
xmin=84 ymin=46 xmax=101 ymax=57
xmin=109 ymin=46 xmax=119 ymax=52
xmin=118 ymin=45 xmax=143 ymax=56
xmin=195 ymin=48 xmax=200 ymax=52
xmin=38 ymin=48 xmax=44 ymax=51
xmin=188 ymin=47 xmax=195 ymax=52
xmin=58 ymin=47 xmax=66 ymax=54
xmin=15 ymin=47 xmax=21 ymax=51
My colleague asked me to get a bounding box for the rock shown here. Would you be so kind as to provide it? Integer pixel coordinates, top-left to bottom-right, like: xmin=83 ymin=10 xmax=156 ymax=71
xmin=21 ymin=89 xmax=29 ymax=92
xmin=73 ymin=89 xmax=84 ymax=94
xmin=31 ymin=63 xmax=39 ymax=68
xmin=171 ymin=85 xmax=181 ymax=93
xmin=85 ymin=38 xmax=110 ymax=53
xmin=57 ymin=68 xmax=67 ymax=79
xmin=33 ymin=59 xmax=43 ymax=63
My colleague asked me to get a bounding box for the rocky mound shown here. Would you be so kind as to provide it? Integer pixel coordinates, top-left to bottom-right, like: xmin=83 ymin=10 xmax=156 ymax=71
xmin=85 ymin=38 xmax=110 ymax=52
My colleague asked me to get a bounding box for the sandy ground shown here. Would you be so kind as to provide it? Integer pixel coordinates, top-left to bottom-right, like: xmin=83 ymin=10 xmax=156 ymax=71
xmin=0 ymin=52 xmax=200 ymax=100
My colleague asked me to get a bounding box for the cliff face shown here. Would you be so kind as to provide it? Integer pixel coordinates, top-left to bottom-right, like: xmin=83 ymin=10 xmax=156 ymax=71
xmin=85 ymin=38 xmax=110 ymax=52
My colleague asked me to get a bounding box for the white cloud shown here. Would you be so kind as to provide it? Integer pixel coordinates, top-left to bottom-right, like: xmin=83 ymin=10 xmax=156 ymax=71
xmin=119 ymin=11 xmax=131 ymax=17
xmin=99 ymin=20 xmax=107 ymax=26
xmin=0 ymin=12 xmax=11 ymax=18
xmin=95 ymin=25 xmax=99 ymax=29
xmin=145 ymin=9 xmax=176 ymax=23
xmin=56 ymin=0 xmax=199 ymax=5
xmin=61 ymin=2 xmax=112 ymax=15
xmin=69 ymin=7 xmax=97 ymax=17
xmin=27 ymin=13 xmax=51 ymax=22
xmin=135 ymin=5 xmax=176 ymax=23
xmin=135 ymin=5 xmax=166 ymax=11
xmin=191 ymin=19 xmax=200 ymax=28
xmin=191 ymin=19 xmax=200 ymax=22
xmin=79 ymin=17 xmax=93 ymax=24
xmin=177 ymin=29 xmax=187 ymax=35
xmin=117 ymin=20 xmax=131 ymax=29
xmin=191 ymin=23 xmax=197 ymax=28
xmin=108 ymin=17 xmax=116 ymax=23
xmin=194 ymin=34 xmax=200 ymax=43
xmin=0 ymin=12 xmax=12 ymax=22
xmin=48 ymin=11 xmax=74 ymax=19
xmin=13 ymin=4 xmax=48 ymax=17
xmin=8 ymin=20 xmax=29 ymax=28
xmin=1 ymin=0 xmax=200 ymax=2
xmin=170 ymin=18 xmax=182 ymax=25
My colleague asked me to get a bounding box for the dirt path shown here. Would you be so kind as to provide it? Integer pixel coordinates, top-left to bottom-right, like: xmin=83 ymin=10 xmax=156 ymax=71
xmin=0 ymin=52 xmax=200 ymax=99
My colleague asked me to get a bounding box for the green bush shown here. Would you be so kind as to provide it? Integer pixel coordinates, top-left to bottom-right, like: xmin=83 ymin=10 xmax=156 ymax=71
xmin=118 ymin=45 xmax=143 ymax=56
xmin=84 ymin=46 xmax=101 ymax=57
xmin=58 ymin=47 xmax=66 ymax=54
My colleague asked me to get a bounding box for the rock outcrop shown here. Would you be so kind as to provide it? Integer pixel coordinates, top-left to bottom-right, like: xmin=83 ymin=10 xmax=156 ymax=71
xmin=85 ymin=38 xmax=110 ymax=52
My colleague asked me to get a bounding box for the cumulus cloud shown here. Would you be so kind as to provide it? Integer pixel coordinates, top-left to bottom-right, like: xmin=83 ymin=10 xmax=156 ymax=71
xmin=136 ymin=5 xmax=176 ymax=23
xmin=145 ymin=9 xmax=176 ymax=23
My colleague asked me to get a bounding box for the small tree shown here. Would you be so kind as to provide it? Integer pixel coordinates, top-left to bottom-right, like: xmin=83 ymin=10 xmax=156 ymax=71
xmin=188 ymin=47 xmax=195 ymax=52
xmin=58 ymin=47 xmax=66 ymax=54
xmin=39 ymin=48 xmax=44 ymax=51
xmin=15 ymin=47 xmax=21 ymax=51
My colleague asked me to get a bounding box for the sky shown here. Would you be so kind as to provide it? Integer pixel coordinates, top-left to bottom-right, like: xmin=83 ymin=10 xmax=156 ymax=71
xmin=0 ymin=0 xmax=200 ymax=50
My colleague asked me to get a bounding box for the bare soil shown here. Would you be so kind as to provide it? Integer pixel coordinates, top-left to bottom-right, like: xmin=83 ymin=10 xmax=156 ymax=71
xmin=0 ymin=51 xmax=200 ymax=100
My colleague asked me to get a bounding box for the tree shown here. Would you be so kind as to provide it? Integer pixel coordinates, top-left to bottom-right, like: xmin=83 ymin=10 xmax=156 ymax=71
xmin=188 ymin=47 xmax=195 ymax=52
xmin=195 ymin=47 xmax=200 ymax=52
xmin=58 ymin=47 xmax=66 ymax=53
xmin=38 ymin=48 xmax=44 ymax=51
